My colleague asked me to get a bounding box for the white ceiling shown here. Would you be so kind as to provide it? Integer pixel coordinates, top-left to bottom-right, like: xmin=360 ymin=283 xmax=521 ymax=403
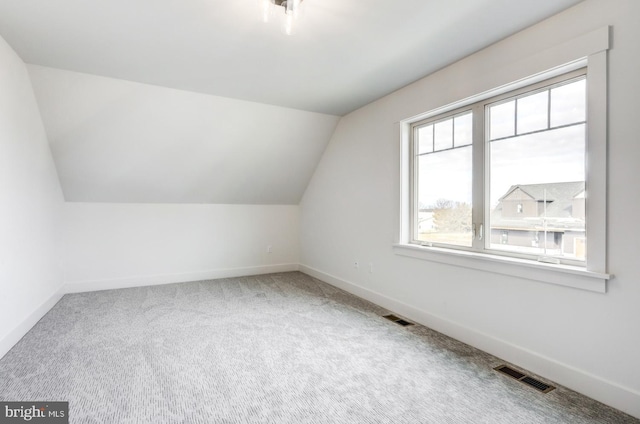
xmin=2 ymin=0 xmax=585 ymax=204
xmin=0 ymin=0 xmax=584 ymax=116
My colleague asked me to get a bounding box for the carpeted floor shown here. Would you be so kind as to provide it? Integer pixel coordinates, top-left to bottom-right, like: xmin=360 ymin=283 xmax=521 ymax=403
xmin=0 ymin=272 xmax=637 ymax=423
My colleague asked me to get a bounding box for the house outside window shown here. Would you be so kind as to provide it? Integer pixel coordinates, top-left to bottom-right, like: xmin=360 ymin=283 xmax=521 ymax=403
xmin=491 ymin=182 xmax=586 ymax=259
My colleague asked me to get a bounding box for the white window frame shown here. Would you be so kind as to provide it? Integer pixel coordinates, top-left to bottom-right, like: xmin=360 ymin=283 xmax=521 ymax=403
xmin=395 ymin=27 xmax=611 ymax=293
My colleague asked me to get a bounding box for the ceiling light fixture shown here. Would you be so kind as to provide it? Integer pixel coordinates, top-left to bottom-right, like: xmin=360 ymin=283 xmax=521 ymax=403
xmin=259 ymin=0 xmax=304 ymax=35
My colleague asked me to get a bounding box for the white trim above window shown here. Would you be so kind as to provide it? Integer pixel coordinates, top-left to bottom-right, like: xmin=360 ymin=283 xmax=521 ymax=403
xmin=396 ymin=27 xmax=611 ymax=293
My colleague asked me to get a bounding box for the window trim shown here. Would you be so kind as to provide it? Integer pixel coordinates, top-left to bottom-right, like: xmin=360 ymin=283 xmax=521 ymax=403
xmin=396 ymin=27 xmax=611 ymax=293
xmin=392 ymin=243 xmax=609 ymax=293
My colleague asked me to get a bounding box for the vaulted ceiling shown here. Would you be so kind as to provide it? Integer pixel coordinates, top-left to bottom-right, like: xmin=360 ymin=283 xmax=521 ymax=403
xmin=0 ymin=0 xmax=584 ymax=204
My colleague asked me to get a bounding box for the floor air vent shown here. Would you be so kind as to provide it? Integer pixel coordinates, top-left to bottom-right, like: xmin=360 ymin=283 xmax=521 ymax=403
xmin=494 ymin=365 xmax=555 ymax=393
xmin=521 ymin=376 xmax=554 ymax=393
xmin=382 ymin=314 xmax=414 ymax=327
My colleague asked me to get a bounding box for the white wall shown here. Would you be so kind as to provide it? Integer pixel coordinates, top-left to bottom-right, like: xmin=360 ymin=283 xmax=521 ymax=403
xmin=0 ymin=36 xmax=65 ymax=357
xmin=299 ymin=0 xmax=640 ymax=418
xmin=26 ymin=66 xmax=315 ymax=298
xmin=28 ymin=65 xmax=340 ymax=204
xmin=63 ymin=203 xmax=299 ymax=291
xmin=0 ymin=49 xmax=305 ymax=353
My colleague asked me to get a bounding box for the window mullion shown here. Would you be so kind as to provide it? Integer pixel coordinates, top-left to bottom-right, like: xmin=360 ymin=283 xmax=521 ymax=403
xmin=410 ymin=126 xmax=419 ymax=242
xmin=471 ymin=103 xmax=485 ymax=251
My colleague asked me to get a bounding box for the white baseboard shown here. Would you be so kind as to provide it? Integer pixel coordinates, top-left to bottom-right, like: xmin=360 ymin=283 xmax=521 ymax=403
xmin=0 ymin=286 xmax=65 ymax=360
xmin=63 ymin=263 xmax=300 ymax=293
xmin=299 ymin=264 xmax=640 ymax=420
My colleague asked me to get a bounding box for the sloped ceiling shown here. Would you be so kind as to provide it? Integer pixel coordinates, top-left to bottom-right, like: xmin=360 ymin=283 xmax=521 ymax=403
xmin=1 ymin=0 xmax=584 ymax=204
xmin=28 ymin=65 xmax=339 ymax=204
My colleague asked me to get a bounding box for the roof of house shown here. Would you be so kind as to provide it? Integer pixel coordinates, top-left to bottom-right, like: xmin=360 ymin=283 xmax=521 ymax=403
xmin=498 ymin=181 xmax=585 ymax=202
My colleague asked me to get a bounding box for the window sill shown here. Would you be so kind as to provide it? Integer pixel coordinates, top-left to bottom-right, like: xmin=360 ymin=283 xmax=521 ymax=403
xmin=392 ymin=243 xmax=610 ymax=293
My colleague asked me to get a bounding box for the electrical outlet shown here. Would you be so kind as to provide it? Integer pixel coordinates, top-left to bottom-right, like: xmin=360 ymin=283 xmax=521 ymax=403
xmin=266 ymin=245 xmax=272 ymax=253
xmin=354 ymin=261 xmax=359 ymax=269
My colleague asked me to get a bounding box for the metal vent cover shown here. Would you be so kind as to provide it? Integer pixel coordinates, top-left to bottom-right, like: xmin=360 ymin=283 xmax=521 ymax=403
xmin=521 ymin=376 xmax=553 ymax=393
xmin=382 ymin=314 xmax=414 ymax=327
xmin=383 ymin=314 xmax=401 ymax=322
xmin=494 ymin=365 xmax=555 ymax=394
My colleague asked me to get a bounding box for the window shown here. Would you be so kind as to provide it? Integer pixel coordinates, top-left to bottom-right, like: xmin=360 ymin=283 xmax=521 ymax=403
xmin=413 ymin=111 xmax=473 ymax=248
xmin=396 ymin=28 xmax=611 ymax=292
xmin=410 ymin=70 xmax=586 ymax=266
xmin=487 ymin=74 xmax=586 ymax=263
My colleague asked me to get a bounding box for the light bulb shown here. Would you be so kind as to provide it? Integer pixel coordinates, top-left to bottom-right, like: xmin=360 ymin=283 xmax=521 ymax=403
xmin=282 ymin=0 xmax=301 ymax=35
xmin=258 ymin=0 xmax=273 ymax=23
xmin=284 ymin=13 xmax=294 ymax=35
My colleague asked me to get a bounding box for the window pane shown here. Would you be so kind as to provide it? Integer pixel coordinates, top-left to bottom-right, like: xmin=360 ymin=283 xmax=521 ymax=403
xmin=550 ymin=79 xmax=586 ymax=127
xmin=416 ymin=145 xmax=472 ymax=247
xmin=489 ymin=100 xmax=515 ymax=140
xmin=517 ymin=91 xmax=548 ymax=134
xmin=417 ymin=124 xmax=433 ymax=154
xmin=434 ymin=118 xmax=453 ymax=151
xmin=454 ymin=112 xmax=472 ymax=147
xmin=488 ymin=125 xmax=586 ymax=260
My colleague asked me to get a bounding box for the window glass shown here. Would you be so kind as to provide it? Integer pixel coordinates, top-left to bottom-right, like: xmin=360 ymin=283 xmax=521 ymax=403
xmin=454 ymin=112 xmax=473 ymax=147
xmin=415 ymin=114 xmax=473 ymax=247
xmin=550 ymin=79 xmax=586 ymax=127
xmin=517 ymin=91 xmax=548 ymax=134
xmin=489 ymin=100 xmax=515 ymax=140
xmin=417 ymin=124 xmax=434 ymax=154
xmin=434 ymin=118 xmax=453 ymax=151
xmin=488 ymin=77 xmax=586 ymax=261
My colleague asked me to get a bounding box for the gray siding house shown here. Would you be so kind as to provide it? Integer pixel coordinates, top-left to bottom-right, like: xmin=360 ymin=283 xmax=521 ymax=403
xmin=490 ymin=181 xmax=586 ymax=258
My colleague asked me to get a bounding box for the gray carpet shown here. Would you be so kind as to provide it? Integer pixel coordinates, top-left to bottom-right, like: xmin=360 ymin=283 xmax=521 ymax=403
xmin=0 ymin=272 xmax=637 ymax=423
